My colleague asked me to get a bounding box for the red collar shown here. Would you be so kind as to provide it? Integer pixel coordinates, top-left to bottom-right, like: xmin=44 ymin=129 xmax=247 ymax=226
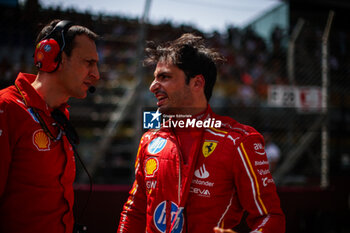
xmin=192 ymin=104 xmax=213 ymax=121
xmin=15 ymin=72 xmax=69 ymax=115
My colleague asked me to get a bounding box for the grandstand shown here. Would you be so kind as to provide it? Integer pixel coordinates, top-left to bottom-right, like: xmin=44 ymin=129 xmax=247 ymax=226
xmin=0 ymin=0 xmax=349 ymax=232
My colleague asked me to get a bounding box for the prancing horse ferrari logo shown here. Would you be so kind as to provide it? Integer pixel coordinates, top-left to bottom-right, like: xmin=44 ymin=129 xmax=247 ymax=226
xmin=202 ymin=141 xmax=218 ymax=158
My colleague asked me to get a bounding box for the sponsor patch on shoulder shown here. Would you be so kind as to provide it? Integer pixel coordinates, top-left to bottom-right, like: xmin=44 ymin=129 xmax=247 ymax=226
xmin=145 ymin=157 xmax=159 ymax=177
xmin=148 ymin=137 xmax=167 ymax=154
xmin=250 ymin=142 xmax=266 ymax=156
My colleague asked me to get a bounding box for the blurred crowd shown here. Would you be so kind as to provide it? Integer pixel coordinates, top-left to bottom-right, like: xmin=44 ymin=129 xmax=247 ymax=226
xmin=2 ymin=1 xmax=349 ymax=107
xmin=1 ymin=1 xmax=349 ymax=103
xmin=0 ymin=1 xmax=291 ymax=108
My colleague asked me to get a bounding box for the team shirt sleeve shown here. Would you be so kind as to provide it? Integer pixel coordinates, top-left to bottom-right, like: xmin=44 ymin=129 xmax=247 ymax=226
xmin=233 ymin=133 xmax=285 ymax=233
xmin=0 ymin=99 xmax=12 ymax=197
xmin=117 ymin=137 xmax=148 ymax=233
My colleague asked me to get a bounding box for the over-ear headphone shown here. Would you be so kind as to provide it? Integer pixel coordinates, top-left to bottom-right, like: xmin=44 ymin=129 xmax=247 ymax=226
xmin=34 ymin=20 xmax=74 ymax=73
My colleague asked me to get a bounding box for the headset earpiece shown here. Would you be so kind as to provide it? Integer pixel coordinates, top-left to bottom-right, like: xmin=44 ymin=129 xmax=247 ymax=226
xmin=34 ymin=20 xmax=73 ymax=73
xmin=34 ymin=38 xmax=61 ymax=72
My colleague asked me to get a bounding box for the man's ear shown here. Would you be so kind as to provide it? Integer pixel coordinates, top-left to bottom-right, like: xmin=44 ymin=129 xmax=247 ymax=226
xmin=191 ymin=74 xmax=205 ymax=90
xmin=58 ymin=52 xmax=68 ymax=70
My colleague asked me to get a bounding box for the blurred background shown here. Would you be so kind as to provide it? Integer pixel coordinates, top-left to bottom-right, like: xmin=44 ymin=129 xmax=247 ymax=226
xmin=1 ymin=0 xmax=349 ymax=232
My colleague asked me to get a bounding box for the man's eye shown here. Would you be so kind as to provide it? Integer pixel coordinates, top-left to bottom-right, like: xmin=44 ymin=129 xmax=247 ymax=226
xmin=86 ymin=60 xmax=95 ymax=66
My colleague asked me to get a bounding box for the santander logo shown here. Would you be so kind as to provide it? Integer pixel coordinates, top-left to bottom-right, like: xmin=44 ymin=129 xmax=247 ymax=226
xmin=194 ymin=164 xmax=209 ymax=179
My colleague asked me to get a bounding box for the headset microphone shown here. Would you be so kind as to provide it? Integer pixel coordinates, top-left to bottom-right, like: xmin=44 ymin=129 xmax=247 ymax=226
xmin=88 ymin=86 xmax=96 ymax=94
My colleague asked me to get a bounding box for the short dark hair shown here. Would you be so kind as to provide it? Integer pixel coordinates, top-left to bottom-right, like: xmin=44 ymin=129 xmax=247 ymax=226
xmin=35 ymin=19 xmax=99 ymax=57
xmin=144 ymin=33 xmax=225 ymax=101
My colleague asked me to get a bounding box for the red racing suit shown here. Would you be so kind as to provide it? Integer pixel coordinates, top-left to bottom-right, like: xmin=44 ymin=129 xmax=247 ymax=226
xmin=118 ymin=106 xmax=285 ymax=233
xmin=0 ymin=73 xmax=76 ymax=233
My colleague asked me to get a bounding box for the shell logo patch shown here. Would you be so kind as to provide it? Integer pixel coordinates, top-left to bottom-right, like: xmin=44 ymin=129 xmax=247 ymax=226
xmin=145 ymin=157 xmax=159 ymax=177
xmin=202 ymin=140 xmax=218 ymax=158
xmin=148 ymin=137 xmax=167 ymax=154
xmin=33 ymin=129 xmax=51 ymax=151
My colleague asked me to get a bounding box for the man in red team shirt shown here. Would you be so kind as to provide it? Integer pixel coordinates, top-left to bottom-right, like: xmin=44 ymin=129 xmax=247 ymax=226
xmin=0 ymin=20 xmax=99 ymax=233
xmin=118 ymin=33 xmax=285 ymax=232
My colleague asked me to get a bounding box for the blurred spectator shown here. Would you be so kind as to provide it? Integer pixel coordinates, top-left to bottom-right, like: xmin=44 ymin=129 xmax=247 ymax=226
xmin=264 ymin=132 xmax=281 ymax=173
xmin=271 ymin=26 xmax=283 ymax=55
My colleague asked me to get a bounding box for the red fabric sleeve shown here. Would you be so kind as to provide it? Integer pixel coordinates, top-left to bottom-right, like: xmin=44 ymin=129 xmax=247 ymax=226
xmin=117 ymin=138 xmax=147 ymax=233
xmin=233 ymin=133 xmax=285 ymax=233
xmin=0 ymin=99 xmax=12 ymax=197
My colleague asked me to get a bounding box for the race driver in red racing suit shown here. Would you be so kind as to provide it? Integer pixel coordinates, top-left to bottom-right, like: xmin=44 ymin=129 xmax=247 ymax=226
xmin=118 ymin=33 xmax=285 ymax=233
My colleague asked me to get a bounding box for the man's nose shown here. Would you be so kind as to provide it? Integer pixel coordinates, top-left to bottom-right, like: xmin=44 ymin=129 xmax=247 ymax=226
xmin=90 ymin=65 xmax=100 ymax=81
xmin=149 ymin=79 xmax=159 ymax=93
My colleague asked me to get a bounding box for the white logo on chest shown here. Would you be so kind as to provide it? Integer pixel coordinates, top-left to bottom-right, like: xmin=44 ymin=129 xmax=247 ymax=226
xmin=194 ymin=164 xmax=209 ymax=179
